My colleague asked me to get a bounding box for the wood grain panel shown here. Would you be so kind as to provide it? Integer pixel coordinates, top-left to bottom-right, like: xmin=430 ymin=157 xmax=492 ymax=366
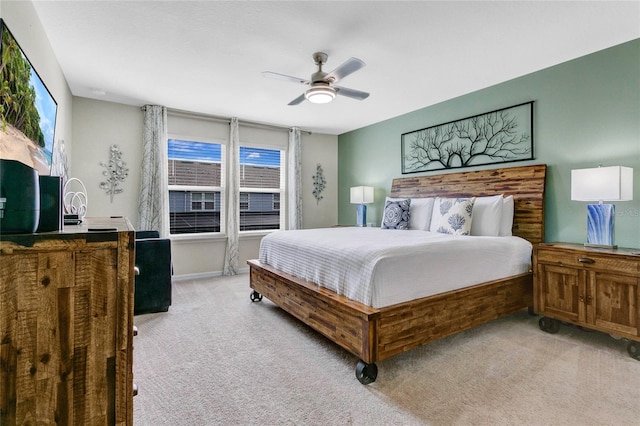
xmin=0 ymin=218 xmax=134 ymax=425
xmin=375 ymin=274 xmax=532 ymax=360
xmin=534 ymin=242 xmax=640 ymax=342
xmin=250 ymin=265 xmax=376 ymax=361
xmin=250 ymin=260 xmax=533 ymax=364
xmin=593 ymin=272 xmax=637 ymax=335
xmin=391 ymin=164 xmax=547 ymax=243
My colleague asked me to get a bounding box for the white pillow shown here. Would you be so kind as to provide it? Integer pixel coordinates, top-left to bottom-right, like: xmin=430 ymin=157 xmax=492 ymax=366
xmin=430 ymin=197 xmax=475 ymax=236
xmin=384 ymin=197 xmax=435 ymax=231
xmin=500 ymin=195 xmax=514 ymax=236
xmin=470 ymin=195 xmax=504 ymax=237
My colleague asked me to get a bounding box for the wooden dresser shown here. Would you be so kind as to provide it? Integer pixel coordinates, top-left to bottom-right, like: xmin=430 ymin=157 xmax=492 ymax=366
xmin=533 ymin=242 xmax=640 ymax=359
xmin=0 ymin=217 xmax=135 ymax=425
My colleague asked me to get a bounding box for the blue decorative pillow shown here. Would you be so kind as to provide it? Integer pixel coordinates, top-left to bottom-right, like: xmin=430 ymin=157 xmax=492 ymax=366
xmin=432 ymin=197 xmax=475 ymax=235
xmin=381 ymin=199 xmax=411 ymax=230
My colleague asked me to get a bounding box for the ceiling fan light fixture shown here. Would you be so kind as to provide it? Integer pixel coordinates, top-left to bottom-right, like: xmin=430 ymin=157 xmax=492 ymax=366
xmin=305 ymin=85 xmax=336 ymax=104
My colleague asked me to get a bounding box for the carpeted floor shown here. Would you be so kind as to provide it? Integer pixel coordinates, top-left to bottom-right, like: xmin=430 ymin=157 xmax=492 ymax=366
xmin=133 ymin=274 xmax=640 ymax=425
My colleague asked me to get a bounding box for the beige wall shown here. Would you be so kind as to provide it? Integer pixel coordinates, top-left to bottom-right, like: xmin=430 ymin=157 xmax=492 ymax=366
xmin=301 ymin=132 xmax=338 ymax=229
xmin=72 ymin=98 xmax=143 ymax=221
xmin=71 ymin=98 xmax=339 ymax=277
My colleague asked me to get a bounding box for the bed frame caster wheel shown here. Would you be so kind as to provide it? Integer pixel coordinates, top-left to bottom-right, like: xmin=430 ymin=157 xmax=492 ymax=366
xmin=539 ymin=316 xmax=560 ymax=334
xmin=627 ymin=341 xmax=640 ymax=361
xmin=355 ymin=360 xmax=377 ymax=385
xmin=250 ymin=291 xmax=263 ymax=302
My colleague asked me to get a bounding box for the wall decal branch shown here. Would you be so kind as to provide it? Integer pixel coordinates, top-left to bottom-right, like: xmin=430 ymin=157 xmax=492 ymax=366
xmin=401 ymin=102 xmax=533 ymax=174
xmin=312 ymin=163 xmax=326 ymax=204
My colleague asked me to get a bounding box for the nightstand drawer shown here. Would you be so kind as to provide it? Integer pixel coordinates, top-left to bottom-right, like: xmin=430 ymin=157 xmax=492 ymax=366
xmin=536 ymin=249 xmax=639 ymax=276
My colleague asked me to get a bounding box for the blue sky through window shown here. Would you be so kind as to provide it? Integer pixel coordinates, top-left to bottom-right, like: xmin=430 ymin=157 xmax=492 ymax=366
xmin=168 ymin=139 xmax=221 ymax=161
xmin=168 ymin=139 xmax=279 ymax=167
xmin=240 ymin=147 xmax=280 ymax=167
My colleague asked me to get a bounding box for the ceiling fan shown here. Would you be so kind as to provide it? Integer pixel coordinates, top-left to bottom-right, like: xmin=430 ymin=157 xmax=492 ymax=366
xmin=262 ymin=52 xmax=370 ymax=105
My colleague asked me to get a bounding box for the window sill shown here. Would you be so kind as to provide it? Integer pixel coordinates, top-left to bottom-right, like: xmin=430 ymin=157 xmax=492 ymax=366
xmin=239 ymin=230 xmax=278 ymax=239
xmin=170 ymin=233 xmax=228 ymax=243
xmin=169 ymin=229 xmax=277 ymax=243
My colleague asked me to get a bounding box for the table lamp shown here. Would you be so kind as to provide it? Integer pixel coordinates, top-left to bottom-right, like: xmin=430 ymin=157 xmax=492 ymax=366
xmin=350 ymin=186 xmax=374 ymax=227
xmin=571 ymin=166 xmax=633 ymax=248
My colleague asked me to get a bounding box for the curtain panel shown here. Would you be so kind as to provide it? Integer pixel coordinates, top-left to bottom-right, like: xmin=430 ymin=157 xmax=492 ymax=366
xmin=287 ymin=127 xmax=302 ymax=230
xmin=138 ymin=105 xmax=170 ymax=237
xmin=223 ymin=117 xmax=240 ymax=275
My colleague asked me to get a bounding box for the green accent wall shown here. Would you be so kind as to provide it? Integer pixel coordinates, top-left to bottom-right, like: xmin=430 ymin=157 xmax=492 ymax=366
xmin=338 ymin=39 xmax=640 ymax=248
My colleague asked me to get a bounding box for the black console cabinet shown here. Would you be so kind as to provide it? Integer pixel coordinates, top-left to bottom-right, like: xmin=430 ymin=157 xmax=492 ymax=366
xmin=134 ymin=231 xmax=172 ymax=315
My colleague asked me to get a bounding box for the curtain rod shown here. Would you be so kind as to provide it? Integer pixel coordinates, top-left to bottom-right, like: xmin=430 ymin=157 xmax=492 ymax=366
xmin=159 ymin=107 xmax=312 ymax=135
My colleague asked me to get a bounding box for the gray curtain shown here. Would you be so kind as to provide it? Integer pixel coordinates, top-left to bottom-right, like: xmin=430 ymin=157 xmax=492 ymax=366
xmin=287 ymin=127 xmax=302 ymax=230
xmin=223 ymin=117 xmax=240 ymax=275
xmin=138 ymin=105 xmax=170 ymax=237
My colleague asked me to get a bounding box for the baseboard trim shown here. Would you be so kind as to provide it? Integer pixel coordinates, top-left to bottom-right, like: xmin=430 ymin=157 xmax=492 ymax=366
xmin=172 ymin=267 xmax=249 ymax=282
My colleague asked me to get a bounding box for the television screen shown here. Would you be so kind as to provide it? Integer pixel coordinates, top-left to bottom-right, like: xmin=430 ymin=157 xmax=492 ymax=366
xmin=0 ymin=18 xmax=58 ymax=175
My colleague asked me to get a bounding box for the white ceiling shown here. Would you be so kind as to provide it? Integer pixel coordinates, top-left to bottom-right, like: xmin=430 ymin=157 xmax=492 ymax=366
xmin=32 ymin=1 xmax=640 ymax=135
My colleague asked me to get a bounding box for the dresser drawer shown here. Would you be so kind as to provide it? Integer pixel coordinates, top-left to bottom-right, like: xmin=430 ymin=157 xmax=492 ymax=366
xmin=536 ymin=248 xmax=639 ymax=276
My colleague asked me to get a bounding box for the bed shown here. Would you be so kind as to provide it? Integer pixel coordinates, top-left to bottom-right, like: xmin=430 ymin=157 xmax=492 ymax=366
xmin=248 ymin=164 xmax=547 ymax=384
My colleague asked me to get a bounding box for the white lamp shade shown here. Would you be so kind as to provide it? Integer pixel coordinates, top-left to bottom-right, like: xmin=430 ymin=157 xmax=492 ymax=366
xmin=571 ymin=166 xmax=633 ymax=202
xmin=350 ymin=186 xmax=374 ymax=204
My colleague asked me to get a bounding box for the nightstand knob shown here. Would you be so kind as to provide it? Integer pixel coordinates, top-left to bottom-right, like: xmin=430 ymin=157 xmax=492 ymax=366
xmin=579 ymin=295 xmax=584 ymax=302
xmin=578 ymin=257 xmax=595 ymax=264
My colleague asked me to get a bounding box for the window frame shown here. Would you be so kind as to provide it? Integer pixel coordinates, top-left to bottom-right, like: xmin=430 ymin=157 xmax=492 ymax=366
xmin=167 ymin=135 xmax=226 ymax=237
xmin=238 ymin=144 xmax=286 ymax=233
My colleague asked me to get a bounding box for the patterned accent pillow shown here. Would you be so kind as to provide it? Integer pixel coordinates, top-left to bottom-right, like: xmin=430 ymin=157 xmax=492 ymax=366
xmin=381 ymin=199 xmax=411 ymax=230
xmin=383 ymin=197 xmax=435 ymax=230
xmin=432 ymin=197 xmax=475 ymax=235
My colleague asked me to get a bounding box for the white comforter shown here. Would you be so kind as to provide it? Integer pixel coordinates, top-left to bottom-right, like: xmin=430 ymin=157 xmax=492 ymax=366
xmin=258 ymin=227 xmax=533 ymax=308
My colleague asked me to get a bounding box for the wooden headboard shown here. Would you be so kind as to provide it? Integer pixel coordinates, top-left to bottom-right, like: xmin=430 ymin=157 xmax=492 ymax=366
xmin=390 ymin=164 xmax=547 ymax=244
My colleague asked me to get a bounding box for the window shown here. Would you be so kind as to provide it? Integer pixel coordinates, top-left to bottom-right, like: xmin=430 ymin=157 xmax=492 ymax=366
xmin=191 ymin=192 xmax=215 ymax=211
xmin=168 ymin=139 xmax=223 ymax=234
xmin=239 ymin=146 xmax=284 ymax=231
xmin=239 ymin=193 xmax=249 ymax=211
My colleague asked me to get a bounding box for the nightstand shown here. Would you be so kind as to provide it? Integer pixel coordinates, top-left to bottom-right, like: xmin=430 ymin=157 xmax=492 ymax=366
xmin=533 ymin=242 xmax=640 ymax=360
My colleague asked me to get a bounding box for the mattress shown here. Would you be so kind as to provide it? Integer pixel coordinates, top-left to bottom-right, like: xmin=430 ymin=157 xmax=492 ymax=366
xmin=258 ymin=227 xmax=533 ymax=308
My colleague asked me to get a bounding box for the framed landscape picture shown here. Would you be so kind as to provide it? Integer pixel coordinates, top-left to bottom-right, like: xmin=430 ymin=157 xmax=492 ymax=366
xmin=0 ymin=18 xmax=58 ymax=175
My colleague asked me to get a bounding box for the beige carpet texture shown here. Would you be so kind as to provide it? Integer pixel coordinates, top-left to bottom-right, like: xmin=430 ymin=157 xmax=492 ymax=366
xmin=133 ymin=274 xmax=640 ymax=425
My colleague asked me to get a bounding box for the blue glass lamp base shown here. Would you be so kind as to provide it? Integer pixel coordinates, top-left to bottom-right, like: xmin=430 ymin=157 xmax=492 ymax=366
xmin=356 ymin=204 xmax=367 ymax=227
xmin=585 ymin=204 xmax=616 ymax=248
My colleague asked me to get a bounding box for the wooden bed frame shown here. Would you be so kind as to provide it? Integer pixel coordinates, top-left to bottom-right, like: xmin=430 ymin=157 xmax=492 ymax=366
xmin=248 ymin=164 xmax=547 ymax=384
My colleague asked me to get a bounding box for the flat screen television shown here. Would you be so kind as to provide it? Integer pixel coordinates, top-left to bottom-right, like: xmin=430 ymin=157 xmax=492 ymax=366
xmin=0 ymin=18 xmax=58 ymax=175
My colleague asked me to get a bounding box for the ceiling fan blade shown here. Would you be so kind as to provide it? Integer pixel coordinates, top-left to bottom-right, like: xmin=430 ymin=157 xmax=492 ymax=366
xmin=262 ymin=71 xmax=309 ymax=85
xmin=288 ymin=93 xmax=306 ymax=106
xmin=325 ymin=57 xmax=365 ymax=83
xmin=335 ymin=86 xmax=370 ymax=101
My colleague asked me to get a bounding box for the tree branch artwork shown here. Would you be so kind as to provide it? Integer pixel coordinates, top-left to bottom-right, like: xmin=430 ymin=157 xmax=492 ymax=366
xmin=312 ymin=163 xmax=326 ymax=204
xmin=401 ymin=102 xmax=533 ymax=174
xmin=99 ymin=144 xmax=129 ymax=202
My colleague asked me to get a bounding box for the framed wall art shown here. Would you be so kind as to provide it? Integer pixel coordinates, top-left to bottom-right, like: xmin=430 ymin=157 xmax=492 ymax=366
xmin=401 ymin=101 xmax=533 ymax=174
